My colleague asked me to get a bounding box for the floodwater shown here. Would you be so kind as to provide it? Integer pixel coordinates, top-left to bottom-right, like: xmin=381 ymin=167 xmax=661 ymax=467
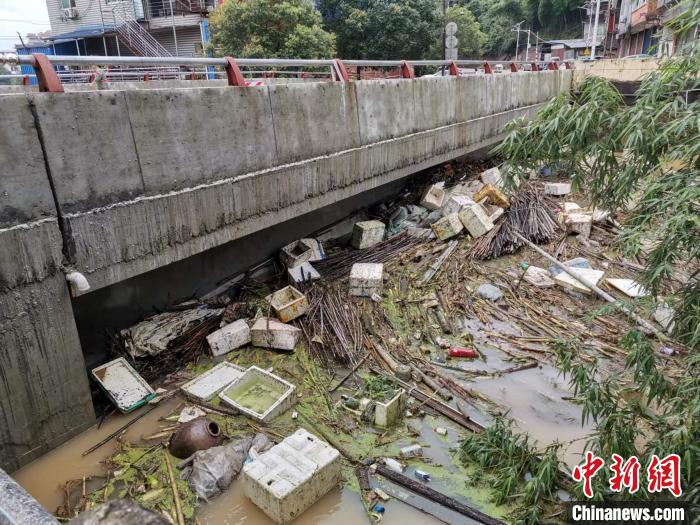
xmin=12 ymin=396 xmax=442 ymax=525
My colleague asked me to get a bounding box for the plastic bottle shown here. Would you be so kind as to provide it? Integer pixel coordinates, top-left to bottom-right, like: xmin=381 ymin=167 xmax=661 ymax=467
xmin=448 ymin=346 xmax=477 ymax=358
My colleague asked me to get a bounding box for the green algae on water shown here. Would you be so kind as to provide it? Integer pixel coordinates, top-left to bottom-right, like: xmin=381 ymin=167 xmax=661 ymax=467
xmin=223 ymin=379 xmax=285 ymax=415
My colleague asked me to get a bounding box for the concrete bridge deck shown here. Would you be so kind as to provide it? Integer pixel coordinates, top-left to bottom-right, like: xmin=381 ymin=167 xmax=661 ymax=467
xmin=0 ymin=69 xmax=572 ymax=471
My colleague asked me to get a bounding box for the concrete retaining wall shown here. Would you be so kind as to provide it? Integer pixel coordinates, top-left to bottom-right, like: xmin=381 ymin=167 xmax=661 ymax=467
xmin=0 ymin=70 xmax=571 ymax=470
xmin=0 ymin=93 xmax=95 ymax=473
xmin=572 ymin=58 xmax=660 ymax=87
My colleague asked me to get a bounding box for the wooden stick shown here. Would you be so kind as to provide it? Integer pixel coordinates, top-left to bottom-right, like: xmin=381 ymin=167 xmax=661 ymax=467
xmin=375 ymin=464 xmax=505 ymax=525
xmin=164 ymin=451 xmax=185 ymax=525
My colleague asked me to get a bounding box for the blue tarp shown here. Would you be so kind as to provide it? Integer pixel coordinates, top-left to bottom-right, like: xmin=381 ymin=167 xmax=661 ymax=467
xmin=45 ymin=25 xmax=115 ymax=41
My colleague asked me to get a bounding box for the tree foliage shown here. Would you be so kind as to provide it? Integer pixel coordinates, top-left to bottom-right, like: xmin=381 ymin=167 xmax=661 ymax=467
xmin=496 ymin=4 xmax=700 ymax=346
xmin=317 ymin=0 xmax=441 ymax=59
xmin=445 ymin=5 xmax=486 ymax=58
xmin=209 ymin=0 xmax=336 ymax=58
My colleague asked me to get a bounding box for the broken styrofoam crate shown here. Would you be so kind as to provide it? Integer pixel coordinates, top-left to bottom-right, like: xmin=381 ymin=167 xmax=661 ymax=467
xmin=544 ymin=182 xmax=572 ymax=196
xmin=219 ymin=366 xmax=296 ymax=423
xmin=451 ymin=180 xmax=484 ymax=198
xmin=654 ymin=301 xmax=675 ymax=333
xmin=473 ymin=183 xmax=510 ymax=208
xmin=351 ymin=220 xmax=386 ymax=249
xmin=280 ymin=239 xmax=316 ymax=269
xmin=458 ymin=204 xmax=494 ymax=238
xmin=288 ymin=262 xmax=320 ymax=285
xmin=181 ymin=362 xmax=247 ymax=402
xmin=92 ymin=358 xmax=155 ymax=413
xmin=266 ymin=286 xmax=308 ymax=323
xmin=442 ymin=194 xmax=475 ymax=216
xmin=606 ymin=278 xmax=650 ymax=298
xmin=243 ymin=428 xmax=341 ymax=525
xmin=549 ymin=257 xmax=591 ymax=276
xmin=420 ymin=184 xmax=446 ymax=211
xmin=485 ymin=204 xmax=504 ymax=222
xmin=375 ymin=389 xmax=407 ymax=427
xmin=591 ymin=209 xmax=610 ymax=223
xmin=554 ymin=268 xmax=605 ymax=294
xmin=523 ymin=265 xmax=555 ymax=288
xmin=251 ymin=317 xmax=302 ymax=351
xmin=480 ymin=167 xmax=503 ymax=187
xmin=565 ymin=213 xmax=592 ymax=239
xmin=431 ymin=213 xmax=463 ymax=241
xmin=349 ymin=262 xmax=383 ymax=297
xmin=562 ymin=202 xmax=581 ymax=213
xmin=207 ymin=319 xmax=251 ymax=357
xmin=300 ymin=238 xmax=325 ymax=261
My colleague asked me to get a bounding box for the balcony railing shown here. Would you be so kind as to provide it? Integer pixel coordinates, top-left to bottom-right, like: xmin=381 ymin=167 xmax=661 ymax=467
xmin=145 ymin=0 xmax=215 ymax=19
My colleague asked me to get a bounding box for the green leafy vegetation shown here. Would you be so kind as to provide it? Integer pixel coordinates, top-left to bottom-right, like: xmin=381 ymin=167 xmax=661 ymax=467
xmin=209 ymin=0 xmax=336 ymax=58
xmin=496 ymin=4 xmax=700 ymax=345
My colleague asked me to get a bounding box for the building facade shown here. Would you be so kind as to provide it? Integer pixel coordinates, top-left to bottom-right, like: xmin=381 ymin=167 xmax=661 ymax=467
xmin=616 ymin=0 xmax=696 ymax=56
xmin=39 ymin=0 xmax=216 ymax=58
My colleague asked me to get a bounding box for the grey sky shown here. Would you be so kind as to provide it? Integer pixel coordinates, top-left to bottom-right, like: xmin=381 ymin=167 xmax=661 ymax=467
xmin=0 ymin=0 xmax=51 ymax=51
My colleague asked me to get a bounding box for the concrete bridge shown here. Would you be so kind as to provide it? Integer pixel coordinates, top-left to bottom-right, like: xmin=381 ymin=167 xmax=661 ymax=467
xmin=0 ymin=58 xmax=572 ymax=471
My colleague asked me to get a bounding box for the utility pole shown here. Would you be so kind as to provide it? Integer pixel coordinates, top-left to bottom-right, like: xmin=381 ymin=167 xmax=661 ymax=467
xmin=512 ymin=21 xmax=524 ymax=60
xmin=590 ymin=0 xmax=601 ymax=59
xmin=526 ymin=28 xmax=531 ymax=61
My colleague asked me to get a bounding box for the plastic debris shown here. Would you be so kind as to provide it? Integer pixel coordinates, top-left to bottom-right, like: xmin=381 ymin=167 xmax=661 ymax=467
xmin=414 ymin=469 xmax=431 ymax=482
xmin=476 ymin=283 xmax=503 ymax=301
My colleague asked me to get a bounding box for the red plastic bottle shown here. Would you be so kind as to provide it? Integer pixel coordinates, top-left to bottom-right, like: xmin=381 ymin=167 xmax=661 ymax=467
xmin=448 ymin=346 xmax=477 ymax=358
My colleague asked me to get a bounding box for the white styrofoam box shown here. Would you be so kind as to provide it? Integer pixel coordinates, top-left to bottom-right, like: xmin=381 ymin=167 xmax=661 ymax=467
xmin=300 ymin=238 xmax=325 ymax=261
xmin=565 ymin=212 xmax=592 ymax=238
xmin=562 ymin=202 xmax=581 ymax=213
xmin=207 ymin=319 xmax=251 ymax=357
xmin=251 ymin=317 xmax=302 ymax=351
xmin=430 ymin=213 xmax=463 ymax=241
xmin=219 ymin=366 xmax=295 ymax=423
xmin=420 ymin=184 xmax=446 ymax=211
xmin=451 ymin=180 xmax=483 ymax=198
xmin=288 ymin=262 xmax=320 ymax=284
xmin=458 ymin=204 xmax=494 ymax=238
xmin=349 ymin=262 xmax=384 ymax=297
xmin=544 ymin=182 xmax=572 ymax=196
xmin=280 ymin=239 xmax=316 ymax=268
xmin=91 ymin=358 xmax=155 ymax=413
xmin=375 ymin=389 xmax=406 ymax=427
xmin=442 ymin=194 xmax=475 ymax=216
xmin=351 ymin=220 xmax=386 ymax=249
xmin=480 ymin=167 xmax=503 ymax=187
xmin=554 ymin=268 xmax=605 ymax=294
xmin=181 ymin=362 xmax=247 ymax=402
xmin=243 ymin=428 xmax=342 ymax=524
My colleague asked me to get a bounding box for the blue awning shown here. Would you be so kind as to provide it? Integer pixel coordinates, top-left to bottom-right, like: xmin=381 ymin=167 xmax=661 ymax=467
xmin=46 ymin=25 xmax=115 ymax=41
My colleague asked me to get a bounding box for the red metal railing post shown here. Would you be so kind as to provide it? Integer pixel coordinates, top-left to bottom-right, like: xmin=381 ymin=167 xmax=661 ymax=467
xmin=22 ymin=74 xmax=30 ymax=86
xmin=224 ymin=57 xmax=246 ymax=86
xmin=400 ymin=61 xmax=414 ymax=79
xmin=333 ymin=58 xmax=349 ymax=82
xmin=448 ymin=61 xmax=459 ymax=76
xmin=531 ymin=62 xmax=539 ymax=72
xmin=483 ymin=61 xmax=493 ymax=74
xmin=509 ymin=62 xmax=518 ymax=73
xmin=564 ymin=61 xmax=572 ymax=70
xmin=31 ymin=53 xmax=63 ymax=93
xmin=547 ymin=62 xmax=558 ymax=71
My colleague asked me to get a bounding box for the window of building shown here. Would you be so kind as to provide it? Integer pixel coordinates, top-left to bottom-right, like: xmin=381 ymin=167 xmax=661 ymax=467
xmin=60 ymin=0 xmax=77 ymax=8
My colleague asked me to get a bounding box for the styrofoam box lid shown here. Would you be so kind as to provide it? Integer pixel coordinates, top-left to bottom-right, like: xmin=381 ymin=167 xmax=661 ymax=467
xmin=244 ymin=428 xmax=340 ymax=498
xmin=181 ymin=362 xmax=246 ymax=401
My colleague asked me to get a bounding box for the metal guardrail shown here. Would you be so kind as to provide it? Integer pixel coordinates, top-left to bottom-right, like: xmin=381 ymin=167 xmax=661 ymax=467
xmin=0 ymin=53 xmax=571 ymax=92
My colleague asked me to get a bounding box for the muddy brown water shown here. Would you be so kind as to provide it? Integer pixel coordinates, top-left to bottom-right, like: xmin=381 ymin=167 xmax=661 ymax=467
xmin=12 ymin=396 xmax=442 ymax=525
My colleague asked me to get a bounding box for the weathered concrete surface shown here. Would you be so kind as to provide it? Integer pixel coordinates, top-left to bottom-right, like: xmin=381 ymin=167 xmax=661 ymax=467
xmin=0 ymin=95 xmax=95 ymax=472
xmin=29 ymin=91 xmax=144 ymax=213
xmin=572 ymin=58 xmax=660 ymax=87
xmin=0 ymin=95 xmax=56 ymax=228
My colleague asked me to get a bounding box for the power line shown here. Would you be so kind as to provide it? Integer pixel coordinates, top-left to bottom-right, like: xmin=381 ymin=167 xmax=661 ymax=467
xmin=0 ymin=18 xmax=51 ymax=25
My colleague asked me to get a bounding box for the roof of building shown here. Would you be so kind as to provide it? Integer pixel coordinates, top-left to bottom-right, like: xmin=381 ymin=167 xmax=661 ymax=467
xmin=45 ymin=25 xmax=115 ymax=42
xmin=548 ymin=38 xmax=603 ymax=49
